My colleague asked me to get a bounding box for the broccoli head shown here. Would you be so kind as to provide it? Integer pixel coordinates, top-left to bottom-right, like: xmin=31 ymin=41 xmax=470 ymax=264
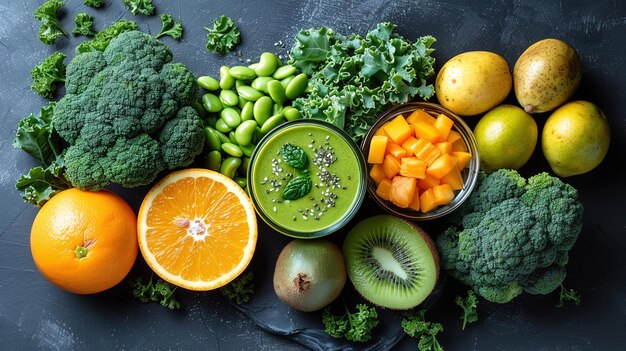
xmin=437 ymin=169 xmax=583 ymax=303
xmin=53 ymin=30 xmax=204 ymax=190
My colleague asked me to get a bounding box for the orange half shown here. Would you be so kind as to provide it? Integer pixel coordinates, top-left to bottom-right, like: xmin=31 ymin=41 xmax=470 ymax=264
xmin=137 ymin=169 xmax=257 ymax=291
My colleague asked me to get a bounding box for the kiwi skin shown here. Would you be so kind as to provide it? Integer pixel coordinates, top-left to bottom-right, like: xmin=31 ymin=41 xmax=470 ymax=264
xmin=343 ymin=215 xmax=440 ymax=310
xmin=273 ymin=239 xmax=346 ymax=312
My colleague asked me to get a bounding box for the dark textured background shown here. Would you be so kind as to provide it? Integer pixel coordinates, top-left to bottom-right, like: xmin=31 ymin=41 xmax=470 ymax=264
xmin=1 ymin=0 xmax=625 ymax=350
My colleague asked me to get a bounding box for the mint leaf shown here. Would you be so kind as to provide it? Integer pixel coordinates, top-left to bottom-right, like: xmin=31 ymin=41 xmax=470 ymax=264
xmin=280 ymin=143 xmax=308 ymax=169
xmin=283 ymin=171 xmax=312 ymax=201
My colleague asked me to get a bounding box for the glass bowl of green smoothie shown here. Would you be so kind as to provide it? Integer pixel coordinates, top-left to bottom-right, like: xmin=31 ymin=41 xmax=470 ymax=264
xmin=247 ymin=119 xmax=367 ymax=238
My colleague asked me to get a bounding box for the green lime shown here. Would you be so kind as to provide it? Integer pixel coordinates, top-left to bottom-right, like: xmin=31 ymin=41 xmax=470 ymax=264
xmin=474 ymin=104 xmax=538 ymax=172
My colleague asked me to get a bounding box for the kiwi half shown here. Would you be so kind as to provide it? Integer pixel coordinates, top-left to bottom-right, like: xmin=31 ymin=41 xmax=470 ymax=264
xmin=343 ymin=215 xmax=439 ymax=310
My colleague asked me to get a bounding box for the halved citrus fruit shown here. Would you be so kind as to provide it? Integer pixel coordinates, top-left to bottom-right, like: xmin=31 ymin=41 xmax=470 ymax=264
xmin=137 ymin=169 xmax=257 ymax=291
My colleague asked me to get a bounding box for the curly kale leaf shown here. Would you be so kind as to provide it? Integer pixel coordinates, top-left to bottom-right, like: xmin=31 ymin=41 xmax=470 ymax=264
xmin=322 ymin=303 xmax=379 ymax=342
xmin=402 ymin=310 xmax=444 ymax=351
xmin=131 ymin=276 xmax=180 ymax=309
xmin=220 ymin=272 xmax=254 ymax=305
xmin=204 ymin=16 xmax=240 ymax=54
xmin=455 ymin=290 xmax=479 ymax=330
xmin=35 ymin=0 xmax=68 ymax=45
xmin=31 ymin=52 xmax=66 ymax=99
xmin=557 ymin=284 xmax=581 ymax=307
xmin=75 ymin=19 xmax=138 ymax=53
xmin=72 ymin=13 xmax=96 ymax=37
xmin=289 ymin=22 xmax=436 ymax=141
xmin=83 ymin=0 xmax=104 ymax=7
xmin=14 ymin=102 xmax=70 ymax=207
xmin=156 ymin=14 xmax=183 ymax=40
xmin=124 ymin=0 xmax=155 ymax=16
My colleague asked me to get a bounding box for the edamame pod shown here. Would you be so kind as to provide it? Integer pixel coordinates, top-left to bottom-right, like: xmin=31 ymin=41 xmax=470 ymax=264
xmin=251 ymin=76 xmax=275 ymax=93
xmin=220 ymin=157 xmax=242 ymax=179
xmin=219 ymin=89 xmax=239 ymax=107
xmin=267 ymin=80 xmax=287 ymax=105
xmin=235 ymin=120 xmax=258 ymax=146
xmin=241 ymin=101 xmax=254 ymax=121
xmin=272 ymin=65 xmax=297 ymax=80
xmin=221 ymin=108 xmax=242 ymax=128
xmin=283 ymin=106 xmax=303 ymax=121
xmin=204 ymin=150 xmax=222 ymax=171
xmin=219 ymin=66 xmax=235 ymax=90
xmin=197 ymin=76 xmax=220 ymax=91
xmin=215 ymin=118 xmax=232 ymax=133
xmin=202 ymin=93 xmax=223 ymax=113
xmin=260 ymin=114 xmax=285 ymax=135
xmin=203 ymin=127 xmax=222 ymax=151
xmin=221 ymin=142 xmax=243 ymax=157
xmin=236 ymin=86 xmax=264 ymax=101
xmin=253 ymin=96 xmax=273 ymax=125
xmin=285 ymin=73 xmax=308 ymax=99
xmin=229 ymin=66 xmax=257 ymax=81
xmin=254 ymin=52 xmax=278 ymax=77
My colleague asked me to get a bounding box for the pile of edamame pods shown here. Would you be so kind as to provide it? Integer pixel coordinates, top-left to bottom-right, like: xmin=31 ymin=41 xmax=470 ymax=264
xmin=195 ymin=52 xmax=308 ymax=189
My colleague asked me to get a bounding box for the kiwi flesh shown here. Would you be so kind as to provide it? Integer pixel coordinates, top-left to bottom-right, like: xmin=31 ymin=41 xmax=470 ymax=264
xmin=343 ymin=215 xmax=439 ymax=310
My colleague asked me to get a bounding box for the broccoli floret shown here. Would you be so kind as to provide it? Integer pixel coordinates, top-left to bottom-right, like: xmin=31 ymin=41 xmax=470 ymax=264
xmin=437 ymin=169 xmax=583 ymax=303
xmin=53 ymin=31 xmax=204 ymax=190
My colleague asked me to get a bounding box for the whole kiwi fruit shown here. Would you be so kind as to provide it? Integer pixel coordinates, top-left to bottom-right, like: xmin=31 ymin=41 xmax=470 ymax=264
xmin=513 ymin=38 xmax=582 ymax=114
xmin=343 ymin=215 xmax=439 ymax=310
xmin=273 ymin=239 xmax=346 ymax=312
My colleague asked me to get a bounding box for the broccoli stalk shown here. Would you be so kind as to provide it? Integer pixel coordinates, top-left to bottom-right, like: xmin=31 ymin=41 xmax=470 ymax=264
xmin=35 ymin=0 xmax=68 ymax=45
xmin=322 ymin=301 xmax=379 ymax=342
xmin=437 ymin=169 xmax=584 ymax=303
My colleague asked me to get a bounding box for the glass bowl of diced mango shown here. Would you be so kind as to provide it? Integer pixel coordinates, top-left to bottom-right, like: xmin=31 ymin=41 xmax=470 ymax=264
xmin=360 ymin=102 xmax=480 ymax=220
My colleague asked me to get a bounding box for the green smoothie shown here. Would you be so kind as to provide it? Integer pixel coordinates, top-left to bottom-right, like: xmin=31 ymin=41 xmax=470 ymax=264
xmin=248 ymin=120 xmax=366 ymax=237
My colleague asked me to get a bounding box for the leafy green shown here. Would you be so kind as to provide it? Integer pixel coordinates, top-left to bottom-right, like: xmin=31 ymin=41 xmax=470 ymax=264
xmin=124 ymin=0 xmax=155 ymax=16
xmin=220 ymin=272 xmax=254 ymax=304
xmin=83 ymin=0 xmax=104 ymax=8
xmin=204 ymin=16 xmax=240 ymax=54
xmin=72 ymin=13 xmax=96 ymax=37
xmin=289 ymin=22 xmax=436 ymax=141
xmin=322 ymin=303 xmax=379 ymax=342
xmin=283 ymin=171 xmax=312 ymax=201
xmin=280 ymin=143 xmax=308 ymax=169
xmin=14 ymin=102 xmax=70 ymax=207
xmin=75 ymin=19 xmax=138 ymax=54
xmin=402 ymin=310 xmax=444 ymax=351
xmin=557 ymin=284 xmax=581 ymax=307
xmin=131 ymin=275 xmax=180 ymax=309
xmin=155 ymin=14 xmax=183 ymax=40
xmin=455 ymin=290 xmax=478 ymax=330
xmin=35 ymin=0 xmax=68 ymax=45
xmin=30 ymin=52 xmax=66 ymax=99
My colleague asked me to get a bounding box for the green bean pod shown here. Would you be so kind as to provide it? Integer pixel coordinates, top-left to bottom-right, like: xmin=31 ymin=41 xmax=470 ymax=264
xmin=197 ymin=76 xmax=220 ymax=91
xmin=202 ymin=93 xmax=223 ymax=113
xmin=204 ymin=150 xmax=222 ymax=171
xmin=219 ymin=66 xmax=235 ymax=90
xmin=220 ymin=157 xmax=242 ymax=179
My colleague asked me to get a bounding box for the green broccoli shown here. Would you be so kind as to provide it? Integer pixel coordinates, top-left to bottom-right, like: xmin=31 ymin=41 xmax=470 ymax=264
xmin=35 ymin=0 xmax=68 ymax=45
xmin=53 ymin=31 xmax=204 ymax=190
xmin=437 ymin=169 xmax=583 ymax=303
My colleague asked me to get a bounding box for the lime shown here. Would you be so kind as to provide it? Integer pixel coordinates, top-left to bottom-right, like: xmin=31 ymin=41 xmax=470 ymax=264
xmin=474 ymin=104 xmax=538 ymax=172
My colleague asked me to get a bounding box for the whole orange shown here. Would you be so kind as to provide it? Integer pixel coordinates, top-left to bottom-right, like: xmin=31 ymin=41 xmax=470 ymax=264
xmin=30 ymin=188 xmax=138 ymax=294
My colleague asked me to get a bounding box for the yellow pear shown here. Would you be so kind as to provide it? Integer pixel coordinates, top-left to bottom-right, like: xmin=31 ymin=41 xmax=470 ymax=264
xmin=542 ymin=101 xmax=610 ymax=177
xmin=514 ymin=38 xmax=582 ymax=114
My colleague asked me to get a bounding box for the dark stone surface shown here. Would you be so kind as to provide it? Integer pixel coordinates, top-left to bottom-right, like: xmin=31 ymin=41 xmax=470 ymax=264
xmin=1 ymin=0 xmax=624 ymax=350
